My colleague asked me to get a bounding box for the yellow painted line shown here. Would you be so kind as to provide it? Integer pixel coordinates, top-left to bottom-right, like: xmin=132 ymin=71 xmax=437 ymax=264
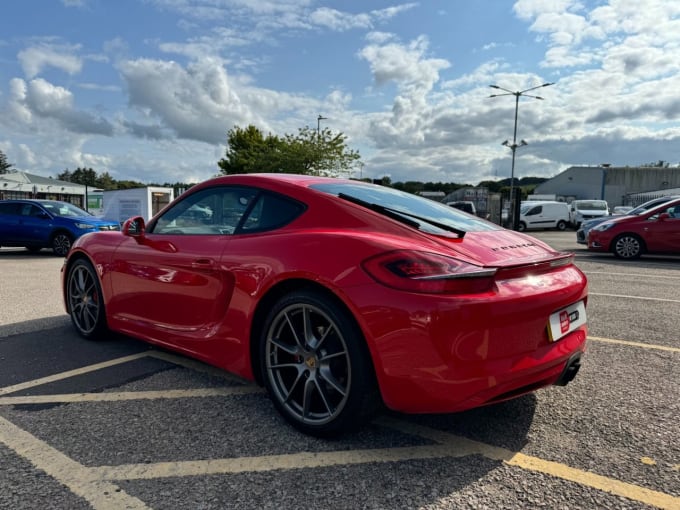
xmin=382 ymin=418 xmax=680 ymax=510
xmin=0 ymin=386 xmax=263 ymax=406
xmin=88 ymin=416 xmax=680 ymax=510
xmin=588 ymin=336 xmax=680 ymax=353
xmin=92 ymin=443 xmax=477 ymax=481
xmin=0 ymin=415 xmax=150 ymax=510
xmin=0 ymin=353 xmax=150 ymax=396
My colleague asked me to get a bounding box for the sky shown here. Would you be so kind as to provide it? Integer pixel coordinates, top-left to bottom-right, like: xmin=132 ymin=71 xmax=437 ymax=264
xmin=1 ymin=0 xmax=680 ymax=186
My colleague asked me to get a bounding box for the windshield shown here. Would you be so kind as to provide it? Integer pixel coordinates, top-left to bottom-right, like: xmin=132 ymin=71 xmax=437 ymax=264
xmin=311 ymin=182 xmax=501 ymax=234
xmin=574 ymin=201 xmax=607 ymax=211
xmin=41 ymin=201 xmax=92 ymax=218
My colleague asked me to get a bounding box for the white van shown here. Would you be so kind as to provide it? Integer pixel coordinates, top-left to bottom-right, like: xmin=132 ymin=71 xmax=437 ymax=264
xmin=569 ymin=200 xmax=609 ymax=228
xmin=518 ymin=201 xmax=570 ymax=232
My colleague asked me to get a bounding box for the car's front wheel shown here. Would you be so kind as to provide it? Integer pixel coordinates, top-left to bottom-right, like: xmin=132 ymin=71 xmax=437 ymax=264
xmin=51 ymin=232 xmax=73 ymax=256
xmin=517 ymin=222 xmax=527 ymax=232
xmin=66 ymin=259 xmax=108 ymax=339
xmin=260 ymin=289 xmax=379 ymax=436
xmin=613 ymin=234 xmax=644 ymax=259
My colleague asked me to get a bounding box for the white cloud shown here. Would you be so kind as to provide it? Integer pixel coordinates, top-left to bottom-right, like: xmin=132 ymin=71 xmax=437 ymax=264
xmin=18 ymin=44 xmax=83 ymax=78
xmin=6 ymin=78 xmax=114 ymax=136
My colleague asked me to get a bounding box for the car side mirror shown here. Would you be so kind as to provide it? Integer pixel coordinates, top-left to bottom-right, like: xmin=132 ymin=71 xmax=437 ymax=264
xmin=658 ymin=212 xmax=670 ymax=221
xmin=123 ymin=216 xmax=146 ymax=237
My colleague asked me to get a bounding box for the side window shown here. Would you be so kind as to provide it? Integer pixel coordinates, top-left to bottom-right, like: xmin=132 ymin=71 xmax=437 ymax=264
xmin=0 ymin=203 xmax=21 ymax=215
xmin=527 ymin=206 xmax=542 ymax=216
xmin=240 ymin=192 xmax=305 ymax=233
xmin=151 ymin=187 xmax=257 ymax=235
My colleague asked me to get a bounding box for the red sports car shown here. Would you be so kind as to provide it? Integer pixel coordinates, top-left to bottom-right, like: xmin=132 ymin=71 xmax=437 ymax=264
xmin=62 ymin=174 xmax=588 ymax=436
xmin=587 ymin=197 xmax=680 ymax=259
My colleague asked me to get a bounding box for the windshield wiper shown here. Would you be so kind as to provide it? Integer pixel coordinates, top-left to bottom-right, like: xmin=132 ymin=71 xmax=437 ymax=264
xmin=338 ymin=193 xmax=466 ymax=238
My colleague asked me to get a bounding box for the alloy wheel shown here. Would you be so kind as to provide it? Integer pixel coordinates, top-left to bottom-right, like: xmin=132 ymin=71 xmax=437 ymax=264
xmin=68 ymin=263 xmax=101 ymax=335
xmin=614 ymin=235 xmax=642 ymax=259
xmin=265 ymin=303 xmax=351 ymax=426
xmin=53 ymin=234 xmax=72 ymax=256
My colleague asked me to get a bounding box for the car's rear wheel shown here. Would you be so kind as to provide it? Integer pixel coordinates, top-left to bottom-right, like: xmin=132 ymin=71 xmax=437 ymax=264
xmin=260 ymin=289 xmax=379 ymax=436
xmin=51 ymin=232 xmax=73 ymax=256
xmin=556 ymin=220 xmax=567 ymax=231
xmin=613 ymin=234 xmax=644 ymax=259
xmin=66 ymin=259 xmax=108 ymax=339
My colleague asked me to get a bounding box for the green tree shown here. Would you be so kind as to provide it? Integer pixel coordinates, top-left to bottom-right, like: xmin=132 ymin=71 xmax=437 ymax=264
xmin=0 ymin=150 xmax=13 ymax=174
xmin=218 ymin=125 xmax=284 ymax=174
xmin=218 ymin=124 xmax=362 ymax=177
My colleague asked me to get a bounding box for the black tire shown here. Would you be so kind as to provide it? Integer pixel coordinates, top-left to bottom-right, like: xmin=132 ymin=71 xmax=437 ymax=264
xmin=260 ymin=289 xmax=379 ymax=436
xmin=65 ymin=259 xmax=108 ymax=339
xmin=517 ymin=222 xmax=526 ymax=232
xmin=556 ymin=220 xmax=567 ymax=231
xmin=612 ymin=234 xmax=644 ymax=259
xmin=51 ymin=232 xmax=73 ymax=257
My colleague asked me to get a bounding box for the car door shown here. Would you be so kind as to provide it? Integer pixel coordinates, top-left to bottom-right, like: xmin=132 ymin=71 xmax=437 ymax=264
xmin=0 ymin=202 xmax=22 ymax=243
xmin=643 ymin=204 xmax=680 ymax=253
xmin=107 ymin=186 xmax=258 ymax=347
xmin=15 ymin=203 xmax=51 ymax=245
xmin=524 ymin=205 xmax=543 ymax=229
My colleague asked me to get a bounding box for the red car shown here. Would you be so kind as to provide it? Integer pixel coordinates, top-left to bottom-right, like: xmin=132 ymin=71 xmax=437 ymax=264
xmin=62 ymin=174 xmax=588 ymax=436
xmin=587 ymin=197 xmax=680 ymax=259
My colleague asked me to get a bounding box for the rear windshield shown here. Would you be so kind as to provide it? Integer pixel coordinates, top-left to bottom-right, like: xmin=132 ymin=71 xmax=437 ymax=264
xmin=574 ymin=201 xmax=607 ymax=210
xmin=311 ymin=182 xmax=500 ymax=234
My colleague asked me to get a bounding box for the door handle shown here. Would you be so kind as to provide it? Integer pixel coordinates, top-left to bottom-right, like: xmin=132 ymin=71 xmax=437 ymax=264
xmin=191 ymin=258 xmax=215 ymax=270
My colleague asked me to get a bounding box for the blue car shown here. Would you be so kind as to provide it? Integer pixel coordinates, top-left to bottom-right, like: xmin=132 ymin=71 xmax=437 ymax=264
xmin=0 ymin=199 xmax=119 ymax=256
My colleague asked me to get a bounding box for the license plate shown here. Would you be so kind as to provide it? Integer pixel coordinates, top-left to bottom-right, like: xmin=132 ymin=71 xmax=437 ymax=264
xmin=547 ymin=300 xmax=587 ymax=342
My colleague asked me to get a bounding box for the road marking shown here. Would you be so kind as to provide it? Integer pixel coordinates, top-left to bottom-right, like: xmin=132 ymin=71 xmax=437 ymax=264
xmin=589 ymin=292 xmax=680 ymax=304
xmin=641 ymin=457 xmax=657 ymax=466
xmin=383 ymin=418 xmax=680 ymax=510
xmin=0 ymin=386 xmax=263 ymax=406
xmin=588 ymin=336 xmax=680 ymax=353
xmin=1 ymin=352 xmax=678 ymax=509
xmin=0 ymin=353 xmax=150 ymax=396
xmin=0 ymin=415 xmax=151 ymax=510
xmin=585 ymin=271 xmax=680 ymax=280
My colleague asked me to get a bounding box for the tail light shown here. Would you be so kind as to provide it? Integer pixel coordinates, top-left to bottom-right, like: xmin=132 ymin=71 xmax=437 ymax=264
xmin=362 ymin=250 xmax=496 ymax=294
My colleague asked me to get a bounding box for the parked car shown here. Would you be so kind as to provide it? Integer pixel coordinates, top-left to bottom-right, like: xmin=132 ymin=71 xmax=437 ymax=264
xmin=62 ymin=174 xmax=588 ymax=436
xmin=518 ymin=201 xmax=570 ymax=231
xmin=445 ymin=200 xmax=476 ymax=215
xmin=612 ymin=206 xmax=634 ymax=215
xmin=0 ymin=199 xmax=120 ymax=256
xmin=587 ymin=197 xmax=680 ymax=258
xmin=569 ymin=199 xmax=610 ymax=228
xmin=576 ymin=195 xmax=680 ymax=244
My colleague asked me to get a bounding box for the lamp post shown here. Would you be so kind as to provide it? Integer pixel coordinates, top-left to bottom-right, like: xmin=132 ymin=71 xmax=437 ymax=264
xmin=489 ymin=82 xmax=554 ymax=229
xmin=317 ymin=114 xmax=327 ymax=136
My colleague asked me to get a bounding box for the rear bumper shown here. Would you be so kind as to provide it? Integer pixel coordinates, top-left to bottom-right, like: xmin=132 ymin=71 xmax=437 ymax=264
xmin=345 ymin=264 xmax=589 ymax=414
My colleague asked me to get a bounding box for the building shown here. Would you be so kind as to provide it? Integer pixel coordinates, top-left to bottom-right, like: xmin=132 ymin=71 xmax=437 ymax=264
xmin=0 ymin=171 xmax=87 ymax=207
xmin=533 ymin=165 xmax=680 ymax=207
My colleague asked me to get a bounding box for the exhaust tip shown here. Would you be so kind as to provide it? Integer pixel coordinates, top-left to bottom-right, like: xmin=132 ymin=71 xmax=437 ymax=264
xmin=554 ymin=354 xmax=582 ymax=386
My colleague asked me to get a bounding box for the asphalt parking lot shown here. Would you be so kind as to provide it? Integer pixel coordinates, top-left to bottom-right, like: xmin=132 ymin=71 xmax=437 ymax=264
xmin=0 ymin=232 xmax=678 ymax=510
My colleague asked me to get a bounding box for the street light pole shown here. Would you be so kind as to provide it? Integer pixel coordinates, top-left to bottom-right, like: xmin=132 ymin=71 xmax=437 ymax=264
xmin=489 ymin=82 xmax=553 ymax=229
xmin=317 ymin=114 xmax=327 ymax=136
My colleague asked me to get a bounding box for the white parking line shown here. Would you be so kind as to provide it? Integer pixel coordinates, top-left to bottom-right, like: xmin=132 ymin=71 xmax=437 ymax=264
xmin=585 ymin=271 xmax=680 ymax=280
xmin=589 ymin=292 xmax=680 ymax=304
xmin=0 ymin=414 xmax=151 ymax=510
